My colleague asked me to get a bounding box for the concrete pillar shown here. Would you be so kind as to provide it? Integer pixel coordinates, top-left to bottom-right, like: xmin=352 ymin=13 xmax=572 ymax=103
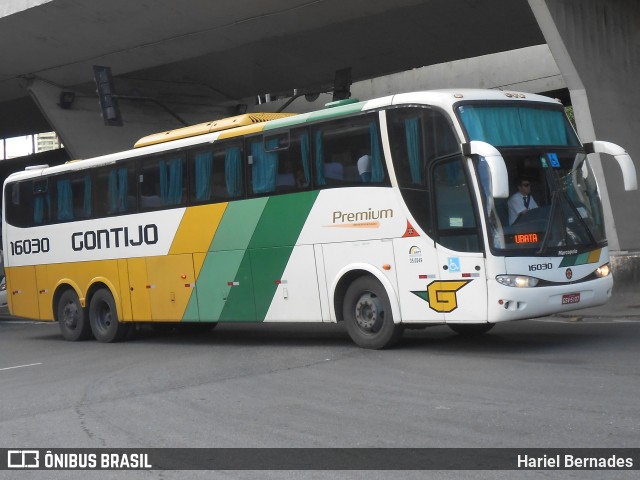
xmin=529 ymin=0 xmax=640 ymax=254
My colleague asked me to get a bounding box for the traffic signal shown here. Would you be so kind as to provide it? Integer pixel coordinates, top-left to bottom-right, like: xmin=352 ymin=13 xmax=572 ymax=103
xmin=93 ymin=65 xmax=123 ymax=126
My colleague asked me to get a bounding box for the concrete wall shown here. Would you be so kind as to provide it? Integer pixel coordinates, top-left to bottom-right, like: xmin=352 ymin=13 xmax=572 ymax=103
xmin=27 ymin=79 xmax=234 ymax=159
xmin=245 ymin=45 xmax=565 ymax=112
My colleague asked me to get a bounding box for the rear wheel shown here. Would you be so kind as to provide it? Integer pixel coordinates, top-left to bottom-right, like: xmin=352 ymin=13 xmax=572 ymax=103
xmin=57 ymin=289 xmax=92 ymax=341
xmin=448 ymin=323 xmax=495 ymax=336
xmin=89 ymin=288 xmax=130 ymax=343
xmin=343 ymin=276 xmax=401 ymax=349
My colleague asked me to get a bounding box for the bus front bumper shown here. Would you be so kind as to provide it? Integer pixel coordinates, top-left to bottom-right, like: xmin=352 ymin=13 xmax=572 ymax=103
xmin=487 ymin=275 xmax=614 ymax=323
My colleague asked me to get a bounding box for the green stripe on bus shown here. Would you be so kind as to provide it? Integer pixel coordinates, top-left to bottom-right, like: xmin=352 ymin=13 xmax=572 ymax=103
xmin=211 ymin=198 xmax=268 ymax=251
xmin=186 ymin=192 xmax=318 ymax=322
xmin=248 ymin=191 xmax=319 ymax=249
xmin=249 ymin=191 xmax=319 ymax=319
xmin=261 ymin=101 xmax=367 ymax=132
xmin=185 ymin=199 xmax=267 ymax=321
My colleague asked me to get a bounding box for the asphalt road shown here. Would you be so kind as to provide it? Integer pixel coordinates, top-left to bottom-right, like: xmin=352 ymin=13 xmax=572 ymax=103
xmin=1 ymin=316 xmax=638 ymax=480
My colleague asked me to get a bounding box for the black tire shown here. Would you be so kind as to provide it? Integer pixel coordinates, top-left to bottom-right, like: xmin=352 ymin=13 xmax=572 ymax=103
xmin=89 ymin=288 xmax=130 ymax=343
xmin=57 ymin=289 xmax=92 ymax=341
xmin=448 ymin=323 xmax=495 ymax=336
xmin=342 ymin=276 xmax=402 ymax=349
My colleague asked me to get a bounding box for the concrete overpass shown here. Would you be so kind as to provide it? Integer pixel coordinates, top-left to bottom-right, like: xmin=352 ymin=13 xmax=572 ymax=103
xmin=0 ymin=0 xmax=639 ymax=268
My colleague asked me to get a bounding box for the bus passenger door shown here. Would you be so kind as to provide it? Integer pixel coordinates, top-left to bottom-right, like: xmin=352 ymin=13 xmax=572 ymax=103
xmin=432 ymin=157 xmax=488 ymax=323
xmin=435 ymin=248 xmax=487 ymax=323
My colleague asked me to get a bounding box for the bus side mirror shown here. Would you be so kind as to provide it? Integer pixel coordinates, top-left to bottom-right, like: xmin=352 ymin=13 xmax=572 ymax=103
xmin=462 ymin=141 xmax=509 ymax=199
xmin=584 ymin=141 xmax=638 ymax=191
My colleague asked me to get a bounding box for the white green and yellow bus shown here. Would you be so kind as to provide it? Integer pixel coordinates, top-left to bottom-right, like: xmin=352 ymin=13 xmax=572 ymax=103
xmin=2 ymin=90 xmax=637 ymax=348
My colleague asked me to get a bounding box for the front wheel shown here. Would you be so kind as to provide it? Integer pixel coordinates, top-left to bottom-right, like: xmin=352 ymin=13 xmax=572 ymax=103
xmin=448 ymin=323 xmax=495 ymax=336
xmin=342 ymin=276 xmax=401 ymax=349
xmin=89 ymin=288 xmax=130 ymax=343
xmin=57 ymin=289 xmax=92 ymax=341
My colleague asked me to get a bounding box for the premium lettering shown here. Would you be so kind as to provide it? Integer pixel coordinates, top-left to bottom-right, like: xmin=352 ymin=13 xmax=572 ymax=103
xmin=332 ymin=208 xmax=393 ymax=224
xmin=71 ymin=224 xmax=158 ymax=251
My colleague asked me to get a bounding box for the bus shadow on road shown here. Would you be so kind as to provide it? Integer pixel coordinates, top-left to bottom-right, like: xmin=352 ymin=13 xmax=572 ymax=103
xmin=17 ymin=317 xmax=632 ymax=353
xmin=400 ymin=319 xmax=630 ymax=355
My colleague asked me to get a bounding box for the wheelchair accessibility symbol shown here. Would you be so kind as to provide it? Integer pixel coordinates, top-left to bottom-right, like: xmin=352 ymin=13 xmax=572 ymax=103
xmin=447 ymin=257 xmax=461 ymax=272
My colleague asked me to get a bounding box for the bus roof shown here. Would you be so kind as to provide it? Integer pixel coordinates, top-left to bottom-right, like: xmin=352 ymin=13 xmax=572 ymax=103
xmin=134 ymin=112 xmax=298 ymax=148
xmin=132 ymin=89 xmax=563 ymax=149
xmin=4 ymin=89 xmax=564 ymax=184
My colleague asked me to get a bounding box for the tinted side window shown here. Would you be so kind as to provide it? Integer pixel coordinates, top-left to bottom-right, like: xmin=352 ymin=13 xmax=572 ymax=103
xmin=386 ymin=107 xmax=460 ymax=237
xmin=311 ymin=113 xmax=388 ymax=188
xmin=264 ymin=128 xmax=311 ymax=193
xmin=190 ymin=141 xmax=244 ymax=203
xmin=5 ymin=181 xmax=36 ymax=227
xmin=140 ymin=154 xmax=186 ymax=210
xmin=53 ymin=174 xmax=92 ymax=222
xmin=387 ymin=106 xmax=460 ymax=188
xmin=93 ymin=162 xmax=137 ymax=216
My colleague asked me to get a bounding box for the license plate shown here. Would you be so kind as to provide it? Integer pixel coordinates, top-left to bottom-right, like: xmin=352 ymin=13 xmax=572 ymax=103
xmin=562 ymin=293 xmax=581 ymax=305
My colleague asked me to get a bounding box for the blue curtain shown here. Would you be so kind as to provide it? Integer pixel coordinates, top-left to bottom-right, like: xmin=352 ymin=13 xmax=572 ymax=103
xmin=159 ymin=159 xmax=183 ymax=205
xmin=251 ymin=139 xmax=278 ymax=194
xmin=300 ymin=133 xmax=310 ymax=185
xmin=34 ymin=195 xmax=47 ymax=224
xmin=458 ymin=105 xmax=579 ymax=147
xmin=194 ymin=152 xmax=213 ymax=201
xmin=168 ymin=158 xmax=183 ymax=205
xmin=83 ymin=175 xmax=92 ymax=218
xmin=56 ymin=179 xmax=73 ymax=221
xmin=159 ymin=161 xmax=168 ymax=203
xmin=369 ymin=122 xmax=384 ymax=183
xmin=314 ymin=131 xmax=325 ymax=186
xmin=118 ymin=168 xmax=128 ymax=211
xmin=108 ymin=167 xmax=129 ymax=213
xmin=108 ymin=169 xmax=119 ymax=213
xmin=405 ymin=117 xmax=422 ymax=184
xmin=225 ymin=147 xmax=242 ymax=197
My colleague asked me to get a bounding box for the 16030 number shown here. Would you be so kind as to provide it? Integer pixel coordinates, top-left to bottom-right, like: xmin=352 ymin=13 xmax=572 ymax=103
xmin=9 ymin=238 xmax=50 ymax=255
xmin=528 ymin=262 xmax=553 ymax=272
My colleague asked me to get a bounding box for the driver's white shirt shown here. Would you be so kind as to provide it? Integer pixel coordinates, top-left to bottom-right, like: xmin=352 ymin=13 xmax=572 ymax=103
xmin=507 ymin=192 xmax=539 ymax=224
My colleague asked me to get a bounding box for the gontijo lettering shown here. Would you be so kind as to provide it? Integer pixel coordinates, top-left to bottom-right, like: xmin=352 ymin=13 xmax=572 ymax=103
xmin=71 ymin=224 xmax=158 ymax=251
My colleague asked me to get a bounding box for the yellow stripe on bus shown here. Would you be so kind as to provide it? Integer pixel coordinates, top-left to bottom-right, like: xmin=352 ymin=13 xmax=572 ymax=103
xmin=169 ymin=203 xmax=228 ymax=277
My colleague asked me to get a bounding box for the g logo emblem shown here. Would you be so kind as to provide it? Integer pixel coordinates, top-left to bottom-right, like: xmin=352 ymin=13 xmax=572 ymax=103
xmin=566 ymin=268 xmax=573 ymax=280
xmin=412 ymin=280 xmax=471 ymax=313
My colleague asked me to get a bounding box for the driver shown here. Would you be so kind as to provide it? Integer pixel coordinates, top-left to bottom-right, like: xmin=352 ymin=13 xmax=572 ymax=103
xmin=508 ymin=177 xmax=538 ymax=224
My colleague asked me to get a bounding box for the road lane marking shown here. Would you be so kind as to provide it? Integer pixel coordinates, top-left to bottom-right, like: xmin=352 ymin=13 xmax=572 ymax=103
xmin=0 ymin=363 xmax=43 ymax=372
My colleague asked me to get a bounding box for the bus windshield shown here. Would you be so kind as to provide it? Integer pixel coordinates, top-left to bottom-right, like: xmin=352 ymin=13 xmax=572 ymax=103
xmin=474 ymin=150 xmax=607 ymax=255
xmin=457 ymin=103 xmax=605 ymax=255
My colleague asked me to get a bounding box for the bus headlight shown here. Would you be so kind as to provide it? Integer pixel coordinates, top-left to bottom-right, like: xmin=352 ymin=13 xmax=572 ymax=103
xmin=594 ymin=263 xmax=611 ymax=278
xmin=496 ymin=275 xmax=539 ymax=288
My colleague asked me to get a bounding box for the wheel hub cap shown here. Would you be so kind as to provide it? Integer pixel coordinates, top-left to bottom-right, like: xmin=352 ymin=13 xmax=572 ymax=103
xmin=355 ymin=293 xmax=384 ymax=332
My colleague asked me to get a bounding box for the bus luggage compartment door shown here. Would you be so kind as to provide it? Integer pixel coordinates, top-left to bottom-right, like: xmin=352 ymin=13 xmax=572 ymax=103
xmin=194 ymin=250 xmax=256 ymax=322
xmin=5 ymin=266 xmax=40 ymax=320
xmin=127 ymin=254 xmax=197 ymax=322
